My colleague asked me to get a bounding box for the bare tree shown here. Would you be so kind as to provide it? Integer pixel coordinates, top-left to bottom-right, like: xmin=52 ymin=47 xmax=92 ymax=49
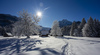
xmin=12 ymin=10 xmax=41 ymax=38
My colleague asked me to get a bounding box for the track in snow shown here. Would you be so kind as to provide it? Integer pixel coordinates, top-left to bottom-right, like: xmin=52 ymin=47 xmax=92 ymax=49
xmin=0 ymin=36 xmax=100 ymax=55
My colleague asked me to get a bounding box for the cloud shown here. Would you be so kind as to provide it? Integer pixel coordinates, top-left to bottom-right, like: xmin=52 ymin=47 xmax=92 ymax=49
xmin=44 ymin=7 xmax=50 ymax=11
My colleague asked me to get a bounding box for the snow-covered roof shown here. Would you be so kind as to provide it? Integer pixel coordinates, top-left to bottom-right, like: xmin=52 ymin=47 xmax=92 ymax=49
xmin=40 ymin=27 xmax=51 ymax=31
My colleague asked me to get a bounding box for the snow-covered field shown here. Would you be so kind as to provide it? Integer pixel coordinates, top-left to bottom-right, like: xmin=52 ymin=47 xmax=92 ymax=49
xmin=0 ymin=36 xmax=100 ymax=55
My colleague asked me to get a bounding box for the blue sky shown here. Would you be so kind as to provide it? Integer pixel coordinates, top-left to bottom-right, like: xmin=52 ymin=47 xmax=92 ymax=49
xmin=0 ymin=0 xmax=100 ymax=27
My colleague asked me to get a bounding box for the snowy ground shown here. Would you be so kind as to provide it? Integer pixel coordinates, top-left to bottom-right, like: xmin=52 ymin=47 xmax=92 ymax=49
xmin=0 ymin=36 xmax=100 ymax=55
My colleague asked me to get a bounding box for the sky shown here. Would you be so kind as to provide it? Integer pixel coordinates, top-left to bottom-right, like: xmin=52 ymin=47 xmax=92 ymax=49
xmin=0 ymin=0 xmax=100 ymax=27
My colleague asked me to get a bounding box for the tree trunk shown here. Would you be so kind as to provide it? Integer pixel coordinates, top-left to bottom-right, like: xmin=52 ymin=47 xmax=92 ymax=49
xmin=18 ymin=36 xmax=20 ymax=38
xmin=27 ymin=35 xmax=30 ymax=38
xmin=17 ymin=39 xmax=20 ymax=53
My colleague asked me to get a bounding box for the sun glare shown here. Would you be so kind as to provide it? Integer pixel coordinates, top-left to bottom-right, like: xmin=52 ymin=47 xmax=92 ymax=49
xmin=37 ymin=11 xmax=42 ymax=17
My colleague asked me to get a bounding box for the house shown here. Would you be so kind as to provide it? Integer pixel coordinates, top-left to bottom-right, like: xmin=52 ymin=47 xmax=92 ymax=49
xmin=39 ymin=27 xmax=51 ymax=37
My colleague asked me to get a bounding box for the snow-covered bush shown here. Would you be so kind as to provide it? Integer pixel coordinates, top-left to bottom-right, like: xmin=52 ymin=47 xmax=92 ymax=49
xmin=12 ymin=10 xmax=41 ymax=38
xmin=50 ymin=20 xmax=63 ymax=37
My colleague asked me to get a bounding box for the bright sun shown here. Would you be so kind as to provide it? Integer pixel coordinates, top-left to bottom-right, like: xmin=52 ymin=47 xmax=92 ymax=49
xmin=37 ymin=11 xmax=42 ymax=17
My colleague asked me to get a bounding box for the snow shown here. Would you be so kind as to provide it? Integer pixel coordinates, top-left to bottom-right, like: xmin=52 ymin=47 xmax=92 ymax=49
xmin=65 ymin=36 xmax=100 ymax=55
xmin=59 ymin=19 xmax=72 ymax=27
xmin=0 ymin=36 xmax=100 ymax=55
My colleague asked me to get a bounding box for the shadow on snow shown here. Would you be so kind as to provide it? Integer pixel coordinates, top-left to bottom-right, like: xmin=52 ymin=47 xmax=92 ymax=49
xmin=0 ymin=38 xmax=60 ymax=55
xmin=0 ymin=38 xmax=42 ymax=55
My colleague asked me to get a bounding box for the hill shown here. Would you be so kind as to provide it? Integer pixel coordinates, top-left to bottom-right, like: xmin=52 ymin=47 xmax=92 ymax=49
xmin=0 ymin=14 xmax=19 ymax=27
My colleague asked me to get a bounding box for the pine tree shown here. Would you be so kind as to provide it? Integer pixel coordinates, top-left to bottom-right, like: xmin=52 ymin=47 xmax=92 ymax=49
xmin=82 ymin=17 xmax=95 ymax=37
xmin=98 ymin=20 xmax=100 ymax=36
xmin=93 ymin=19 xmax=100 ymax=37
xmin=78 ymin=18 xmax=86 ymax=36
xmin=93 ymin=18 xmax=98 ymax=36
xmin=50 ymin=20 xmax=62 ymax=37
xmin=70 ymin=21 xmax=77 ymax=36
xmin=73 ymin=29 xmax=78 ymax=36
xmin=61 ymin=26 xmax=71 ymax=35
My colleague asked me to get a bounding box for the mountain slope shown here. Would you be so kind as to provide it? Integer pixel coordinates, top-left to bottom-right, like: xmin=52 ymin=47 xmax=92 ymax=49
xmin=0 ymin=14 xmax=19 ymax=27
xmin=59 ymin=19 xmax=72 ymax=28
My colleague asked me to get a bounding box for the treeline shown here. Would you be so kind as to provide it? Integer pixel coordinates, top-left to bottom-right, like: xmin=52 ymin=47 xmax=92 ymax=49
xmin=0 ymin=10 xmax=100 ymax=37
xmin=61 ymin=17 xmax=100 ymax=37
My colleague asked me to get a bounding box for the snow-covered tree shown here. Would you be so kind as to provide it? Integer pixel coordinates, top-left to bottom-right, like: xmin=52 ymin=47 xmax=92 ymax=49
xmin=78 ymin=18 xmax=86 ymax=36
xmin=70 ymin=21 xmax=77 ymax=36
xmin=56 ymin=27 xmax=62 ymax=36
xmin=12 ymin=10 xmax=41 ymax=38
xmin=93 ymin=19 xmax=100 ymax=37
xmin=50 ymin=20 xmax=62 ymax=37
xmin=73 ymin=29 xmax=78 ymax=36
xmin=98 ymin=20 xmax=100 ymax=37
xmin=82 ymin=17 xmax=95 ymax=37
xmin=97 ymin=20 xmax=100 ymax=37
xmin=61 ymin=26 xmax=71 ymax=35
xmin=93 ymin=19 xmax=98 ymax=36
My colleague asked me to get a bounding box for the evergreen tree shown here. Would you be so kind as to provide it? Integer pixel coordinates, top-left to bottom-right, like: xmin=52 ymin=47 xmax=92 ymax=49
xmin=78 ymin=18 xmax=86 ymax=36
xmin=93 ymin=19 xmax=100 ymax=37
xmin=82 ymin=17 xmax=95 ymax=37
xmin=98 ymin=20 xmax=100 ymax=36
xmin=61 ymin=26 xmax=71 ymax=35
xmin=70 ymin=21 xmax=77 ymax=36
xmin=93 ymin=18 xmax=98 ymax=36
xmin=73 ymin=29 xmax=78 ymax=36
